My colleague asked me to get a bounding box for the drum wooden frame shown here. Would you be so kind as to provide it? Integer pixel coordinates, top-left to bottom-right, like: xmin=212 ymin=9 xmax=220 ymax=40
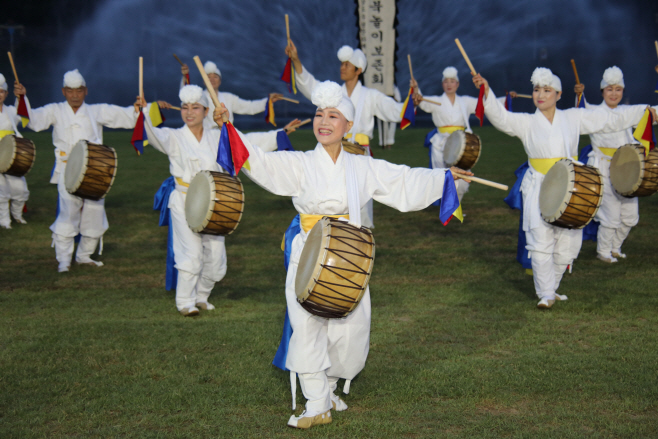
xmin=64 ymin=140 xmax=117 ymax=200
xmin=185 ymin=170 xmax=244 ymax=235
xmin=539 ymin=159 xmax=603 ymax=229
xmin=609 ymin=144 xmax=658 ymax=198
xmin=295 ymin=217 xmax=375 ymax=319
xmin=443 ymin=130 xmax=481 ymax=170
xmin=0 ymin=135 xmax=36 ymax=177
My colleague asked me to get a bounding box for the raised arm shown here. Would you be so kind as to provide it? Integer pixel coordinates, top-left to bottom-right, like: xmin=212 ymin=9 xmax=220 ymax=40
xmin=578 ymin=104 xmax=657 ymax=135
xmin=222 ymin=92 xmax=267 ymax=116
xmin=474 ymin=74 xmax=529 ymax=139
xmin=93 ymin=103 xmax=139 ymax=129
xmin=24 ymin=99 xmax=57 ymax=132
xmin=370 ymin=89 xmax=404 ymax=123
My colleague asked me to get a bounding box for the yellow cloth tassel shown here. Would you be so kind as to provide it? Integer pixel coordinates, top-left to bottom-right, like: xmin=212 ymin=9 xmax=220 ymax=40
xmin=525 ymin=268 xmax=534 ymax=276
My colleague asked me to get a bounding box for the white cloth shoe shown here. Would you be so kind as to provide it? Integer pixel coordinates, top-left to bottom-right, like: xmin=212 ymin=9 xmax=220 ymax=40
xmin=1 ymin=224 xmax=10 ymax=229
xmin=75 ymin=257 xmax=104 ymax=267
xmin=179 ymin=306 xmax=199 ymax=317
xmin=58 ymin=262 xmax=70 ymax=273
xmin=331 ymin=393 xmax=348 ymax=411
xmin=537 ymin=293 xmax=567 ymax=309
xmin=287 ymin=410 xmax=332 ymax=429
xmin=611 ymin=252 xmax=626 ymax=259
xmin=195 ymin=301 xmax=215 ymax=311
xmin=597 ymin=254 xmax=618 ymax=263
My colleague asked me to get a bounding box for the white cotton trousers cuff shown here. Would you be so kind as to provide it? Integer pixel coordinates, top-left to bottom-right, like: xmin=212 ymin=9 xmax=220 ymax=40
xmin=75 ymin=236 xmax=100 ymax=261
xmin=298 ymin=371 xmax=332 ymax=415
xmin=52 ymin=233 xmax=75 ymax=266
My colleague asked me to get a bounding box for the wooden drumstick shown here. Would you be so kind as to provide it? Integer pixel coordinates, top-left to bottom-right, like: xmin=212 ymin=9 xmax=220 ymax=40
xmin=285 ymin=14 xmax=290 ymax=42
xmin=655 ymin=40 xmax=658 ymax=59
xmin=455 ymin=173 xmax=508 ymax=191
xmin=169 ymin=106 xmax=181 ymax=111
xmin=173 ymin=53 xmax=185 ymax=66
xmin=193 ymin=55 xmax=228 ymax=123
xmin=454 ymin=39 xmax=477 ymax=75
xmin=278 ymin=96 xmax=299 ymax=104
xmin=289 ymin=118 xmax=311 ymax=130
xmin=407 ymin=54 xmax=414 ymax=81
xmin=139 ymin=57 xmax=144 ymax=103
xmin=421 ymin=97 xmax=441 ymax=106
xmin=570 ymin=59 xmax=581 ymax=85
xmin=515 ymin=94 xmax=533 ymax=99
xmin=7 ymin=52 xmax=19 ymax=84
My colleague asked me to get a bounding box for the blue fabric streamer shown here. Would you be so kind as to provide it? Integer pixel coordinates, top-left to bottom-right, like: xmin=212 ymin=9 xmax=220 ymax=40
xmin=504 ymin=162 xmax=532 ymax=269
xmin=578 ymin=144 xmax=599 ymax=241
xmin=217 ymin=124 xmax=235 ymax=176
xmin=153 ymin=177 xmax=178 ymax=291
xmin=276 ymin=130 xmax=295 ymax=151
xmin=272 ymin=214 xmax=301 ymax=371
xmin=438 ymin=171 xmax=460 ymax=224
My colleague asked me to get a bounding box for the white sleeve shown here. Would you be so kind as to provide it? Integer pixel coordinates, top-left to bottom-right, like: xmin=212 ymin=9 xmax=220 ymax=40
xmin=482 ymin=89 xmax=530 ymax=139
xmin=224 ymin=93 xmax=267 ymax=116
xmin=417 ymin=95 xmax=440 ymax=114
xmin=370 ymin=89 xmax=404 ymax=123
xmin=294 ymin=65 xmax=320 ymax=102
xmin=93 ymin=104 xmax=138 ymax=129
xmin=578 ymin=104 xmax=652 ymax=135
xmin=142 ymin=111 xmax=179 ymax=156
xmin=244 ymin=129 xmax=281 ymax=153
xmin=25 ymin=99 xmax=57 ymax=132
xmin=463 ymin=96 xmax=479 ymax=115
xmin=236 ymin=129 xmax=304 ymax=197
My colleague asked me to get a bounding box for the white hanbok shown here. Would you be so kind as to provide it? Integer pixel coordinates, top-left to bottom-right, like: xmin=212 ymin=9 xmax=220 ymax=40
xmin=483 ymin=89 xmax=650 ymax=301
xmin=0 ymin=103 xmax=29 ymax=228
xmin=26 ymin=99 xmax=138 ymax=266
xmin=584 ymin=100 xmax=647 ymax=259
xmin=376 ymin=85 xmax=401 ymax=147
xmin=240 ymin=131 xmax=448 ymax=414
xmin=295 ymin=65 xmax=405 ymax=228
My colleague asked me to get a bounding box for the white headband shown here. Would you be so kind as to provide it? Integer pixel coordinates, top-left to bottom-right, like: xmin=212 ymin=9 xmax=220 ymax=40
xmin=0 ymin=73 xmax=6 ymax=91
xmin=600 ymin=66 xmax=624 ymax=89
xmin=179 ymin=84 xmax=209 ymax=107
xmin=204 ymin=61 xmax=222 ymax=78
xmin=530 ymin=67 xmax=561 ymax=92
xmin=312 ymin=81 xmax=354 ymax=122
xmin=63 ymin=69 xmax=86 ymax=88
xmin=337 ymin=46 xmax=367 ymax=72
xmin=442 ymin=67 xmax=459 ymax=81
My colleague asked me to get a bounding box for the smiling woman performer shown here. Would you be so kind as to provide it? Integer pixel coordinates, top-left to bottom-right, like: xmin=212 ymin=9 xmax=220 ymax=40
xmin=574 ymin=67 xmax=653 ymax=263
xmin=473 ymin=68 xmax=657 ymax=309
xmin=212 ymin=81 xmax=471 ymax=429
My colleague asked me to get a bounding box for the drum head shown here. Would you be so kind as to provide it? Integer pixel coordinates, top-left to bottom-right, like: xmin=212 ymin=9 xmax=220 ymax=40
xmin=0 ymin=135 xmax=16 ymax=173
xmin=539 ymin=160 xmax=573 ymax=221
xmin=443 ymin=130 xmax=466 ymax=166
xmin=185 ymin=171 xmax=214 ymax=232
xmin=295 ymin=218 xmax=327 ymax=302
xmin=610 ymin=145 xmax=643 ymax=195
xmin=65 ymin=141 xmax=88 ymax=193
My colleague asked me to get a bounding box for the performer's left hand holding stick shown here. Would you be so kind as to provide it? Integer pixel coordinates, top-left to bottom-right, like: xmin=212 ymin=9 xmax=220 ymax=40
xmin=194 ymin=56 xmax=228 ymax=126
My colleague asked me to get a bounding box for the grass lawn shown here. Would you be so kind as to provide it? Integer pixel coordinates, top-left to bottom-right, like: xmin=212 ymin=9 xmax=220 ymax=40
xmin=1 ymin=126 xmax=657 ymax=438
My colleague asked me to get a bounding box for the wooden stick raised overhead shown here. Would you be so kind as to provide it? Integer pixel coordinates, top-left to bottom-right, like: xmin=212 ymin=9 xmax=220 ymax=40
xmin=454 ymin=39 xmax=477 ymax=75
xmin=7 ymin=52 xmax=19 ymax=84
xmin=173 ymin=53 xmax=185 ymax=66
xmin=455 ymin=174 xmax=508 ymax=191
xmin=421 ymin=97 xmax=441 ymax=106
xmin=168 ymin=106 xmax=181 ymax=111
xmin=285 ymin=14 xmax=290 ymax=42
xmin=570 ymin=59 xmax=581 ymax=85
xmin=193 ymin=55 xmax=227 ymax=123
xmin=407 ymin=54 xmax=414 ymax=81
xmin=515 ymin=94 xmax=533 ymax=99
xmin=655 ymin=40 xmax=658 ymax=59
xmin=289 ymin=118 xmax=311 ymax=130
xmin=278 ymin=96 xmax=299 ymax=104
xmin=139 ymin=57 xmax=144 ymax=101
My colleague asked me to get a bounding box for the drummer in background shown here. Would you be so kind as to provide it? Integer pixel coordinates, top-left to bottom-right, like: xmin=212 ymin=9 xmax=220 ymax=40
xmin=0 ymin=75 xmax=29 ymax=229
xmin=139 ymin=86 xmax=299 ymax=316
xmin=412 ymin=67 xmax=513 ymax=202
xmin=179 ymin=61 xmax=283 ymax=131
xmin=285 ymin=40 xmax=405 ymax=228
xmin=213 ymin=81 xmax=471 ymax=429
xmin=473 ymin=68 xmax=656 ymax=309
xmin=21 ymin=69 xmax=139 ymax=272
xmin=574 ymin=67 xmax=655 ymax=263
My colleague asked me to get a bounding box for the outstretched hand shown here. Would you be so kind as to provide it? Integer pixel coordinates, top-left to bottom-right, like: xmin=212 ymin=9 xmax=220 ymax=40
xmin=472 ymin=73 xmax=489 ymax=97
xmin=181 ymin=63 xmax=189 ymax=76
xmin=157 ymin=100 xmax=173 ymax=109
xmin=134 ymin=96 xmax=147 ymax=113
xmin=574 ymin=84 xmax=585 ymax=95
xmin=285 ymin=39 xmax=299 ymax=62
xmin=270 ymin=93 xmax=284 ymax=103
xmin=13 ymin=81 xmax=26 ymax=97
xmin=284 ymin=118 xmax=302 ymax=134
xmin=213 ymin=103 xmax=229 ymax=128
xmin=450 ymin=166 xmax=474 ymax=182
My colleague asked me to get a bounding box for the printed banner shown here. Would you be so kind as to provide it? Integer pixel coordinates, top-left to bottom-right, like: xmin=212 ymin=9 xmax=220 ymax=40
xmin=357 ymin=0 xmax=397 ymax=96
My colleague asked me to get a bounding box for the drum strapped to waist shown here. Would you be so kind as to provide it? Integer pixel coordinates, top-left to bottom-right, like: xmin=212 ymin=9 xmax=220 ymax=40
xmin=539 ymin=159 xmax=603 ymax=229
xmin=64 ymin=140 xmax=117 ymax=200
xmin=185 ymin=170 xmax=244 ymax=235
xmin=0 ymin=135 xmax=36 ymax=177
xmin=443 ymin=130 xmax=481 ymax=170
xmin=295 ymin=216 xmax=375 ymax=319
xmin=609 ymin=144 xmax=658 ymax=198
xmin=341 ymin=139 xmax=368 ymax=156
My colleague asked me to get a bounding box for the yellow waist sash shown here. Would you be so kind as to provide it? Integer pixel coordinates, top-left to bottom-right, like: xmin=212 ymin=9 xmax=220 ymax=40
xmin=0 ymin=130 xmax=13 ymax=139
xmin=438 ymin=126 xmax=465 ymax=134
xmin=345 ymin=133 xmax=369 ymax=146
xmin=281 ymin=214 xmax=349 ymax=250
xmin=528 ymin=157 xmax=577 ymax=175
xmin=175 ymin=177 xmax=189 ymax=188
xmin=597 ymin=147 xmax=617 ymax=157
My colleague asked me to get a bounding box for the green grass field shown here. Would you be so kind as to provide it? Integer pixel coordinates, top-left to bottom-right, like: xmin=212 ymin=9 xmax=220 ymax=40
xmin=1 ymin=126 xmax=657 ymax=438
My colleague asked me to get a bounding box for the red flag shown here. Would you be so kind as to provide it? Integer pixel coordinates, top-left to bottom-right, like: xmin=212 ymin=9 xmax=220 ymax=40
xmin=131 ymin=111 xmax=147 ymax=155
xmin=399 ymin=87 xmax=415 ymax=130
xmin=226 ymin=122 xmax=250 ymax=175
xmin=475 ymin=85 xmax=485 ymax=126
xmin=280 ymin=58 xmax=296 ymax=94
xmin=17 ymin=95 xmax=29 ymax=127
xmin=184 ymin=73 xmax=191 ymax=85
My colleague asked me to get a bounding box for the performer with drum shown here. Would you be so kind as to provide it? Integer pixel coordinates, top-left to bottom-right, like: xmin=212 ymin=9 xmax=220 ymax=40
xmin=284 ymin=40 xmax=405 ymax=228
xmin=574 ymin=67 xmax=656 ymax=263
xmin=413 ymin=67 xmax=513 ymax=201
xmin=0 ymin=75 xmax=29 ymax=229
xmin=212 ymin=81 xmax=471 ymax=429
xmin=22 ymin=70 xmax=139 ymax=272
xmin=473 ymin=68 xmax=656 ymax=308
xmin=179 ymin=61 xmax=283 ymax=131
xmin=139 ymin=86 xmax=299 ymax=316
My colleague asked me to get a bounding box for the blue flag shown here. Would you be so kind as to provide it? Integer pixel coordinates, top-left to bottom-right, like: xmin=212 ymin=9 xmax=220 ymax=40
xmin=217 ymin=124 xmax=235 ymax=175
xmin=276 ymin=130 xmax=295 ymax=151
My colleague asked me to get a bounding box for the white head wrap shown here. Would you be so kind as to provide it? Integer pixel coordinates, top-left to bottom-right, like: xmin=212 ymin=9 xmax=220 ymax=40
xmin=63 ymin=69 xmax=86 ymax=88
xmin=530 ymin=67 xmax=561 ymax=92
xmin=312 ymin=81 xmax=354 ymax=122
xmin=204 ymin=61 xmax=221 ymax=78
xmin=600 ymin=66 xmax=624 ymax=89
xmin=179 ymin=84 xmax=209 ymax=107
xmin=337 ymin=46 xmax=367 ymax=72
xmin=442 ymin=67 xmax=459 ymax=82
xmin=0 ymin=74 xmax=7 ymax=91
